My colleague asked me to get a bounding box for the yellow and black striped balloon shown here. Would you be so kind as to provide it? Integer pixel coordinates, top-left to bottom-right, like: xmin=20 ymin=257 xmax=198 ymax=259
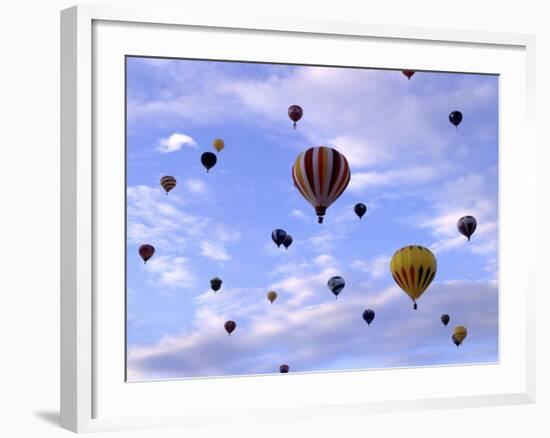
xmin=160 ymin=175 xmax=176 ymax=194
xmin=390 ymin=245 xmax=437 ymax=309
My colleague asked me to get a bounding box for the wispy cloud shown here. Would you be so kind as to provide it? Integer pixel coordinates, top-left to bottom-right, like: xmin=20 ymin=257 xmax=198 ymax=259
xmin=155 ymin=133 xmax=197 ymax=153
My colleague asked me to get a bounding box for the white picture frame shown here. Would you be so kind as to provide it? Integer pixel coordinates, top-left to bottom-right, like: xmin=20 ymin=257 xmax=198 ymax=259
xmin=60 ymin=4 xmax=537 ymax=433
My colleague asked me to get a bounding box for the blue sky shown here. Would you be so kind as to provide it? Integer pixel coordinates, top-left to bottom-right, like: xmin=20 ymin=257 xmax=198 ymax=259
xmin=125 ymin=57 xmax=499 ymax=381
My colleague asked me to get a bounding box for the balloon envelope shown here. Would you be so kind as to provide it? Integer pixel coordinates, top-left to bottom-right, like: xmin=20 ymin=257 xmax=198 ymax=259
xmin=362 ymin=309 xmax=375 ymax=326
xmin=354 ymin=203 xmax=367 ymax=219
xmin=453 ymin=326 xmax=467 ymax=345
xmin=210 ymin=277 xmax=222 ymax=292
xmin=292 ymin=146 xmax=351 ymax=223
xmin=457 ymin=215 xmax=477 ymax=241
xmin=139 ymin=244 xmax=155 ymax=263
xmin=327 ymin=276 xmax=345 ymax=298
xmin=402 ymin=70 xmax=415 ymax=79
xmin=224 ymin=320 xmax=236 ymax=335
xmin=267 ymin=290 xmax=278 ymax=303
xmin=288 ymin=105 xmax=303 ymax=128
xmin=282 ymin=234 xmax=293 ymax=249
xmin=272 ymin=229 xmax=287 ymax=248
xmin=449 ymin=110 xmax=463 ymax=127
xmin=390 ymin=245 xmax=437 ymax=309
xmin=213 ymin=138 xmax=225 ymax=153
xmin=201 ymin=152 xmax=217 ymax=172
xmin=441 ymin=314 xmax=450 ymax=326
xmin=160 ymin=175 xmax=176 ymax=194
xmin=279 ymin=364 xmax=289 ymax=373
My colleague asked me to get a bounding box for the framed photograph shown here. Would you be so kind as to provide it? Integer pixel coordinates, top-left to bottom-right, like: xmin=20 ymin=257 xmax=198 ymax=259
xmin=61 ymin=5 xmax=536 ymax=433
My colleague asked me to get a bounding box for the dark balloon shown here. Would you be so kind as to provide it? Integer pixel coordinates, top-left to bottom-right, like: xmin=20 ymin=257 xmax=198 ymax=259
xmin=282 ymin=234 xmax=293 ymax=250
xmin=449 ymin=110 xmax=463 ymax=128
xmin=441 ymin=314 xmax=450 ymax=326
xmin=288 ymin=105 xmax=303 ymax=129
xmin=279 ymin=364 xmax=289 ymax=373
xmin=457 ymin=215 xmax=477 ymax=241
xmin=224 ymin=320 xmax=236 ymax=335
xmin=201 ymin=152 xmax=217 ymax=172
xmin=210 ymin=277 xmax=222 ymax=293
xmin=362 ymin=309 xmax=375 ymax=326
xmin=272 ymin=229 xmax=287 ymax=248
xmin=402 ymin=70 xmax=415 ymax=80
xmin=452 ymin=334 xmax=461 ymax=347
xmin=327 ymin=276 xmax=345 ymax=299
xmin=138 ymin=244 xmax=155 ymax=263
xmin=354 ymin=203 xmax=367 ymax=219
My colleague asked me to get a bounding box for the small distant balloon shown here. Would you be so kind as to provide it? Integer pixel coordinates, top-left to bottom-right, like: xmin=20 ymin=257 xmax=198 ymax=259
xmin=449 ymin=111 xmax=463 ymax=128
xmin=210 ymin=277 xmax=222 ymax=293
xmin=327 ymin=276 xmax=345 ymax=299
xmin=272 ymin=229 xmax=287 ymax=248
xmin=288 ymin=105 xmax=303 ymax=129
xmin=282 ymin=234 xmax=293 ymax=250
xmin=138 ymin=244 xmax=155 ymax=263
xmin=362 ymin=309 xmax=375 ymax=326
xmin=267 ymin=290 xmax=278 ymax=304
xmin=279 ymin=364 xmax=289 ymax=373
xmin=224 ymin=320 xmax=236 ymax=335
xmin=452 ymin=334 xmax=461 ymax=347
xmin=201 ymin=152 xmax=217 ymax=172
xmin=402 ymin=70 xmax=415 ymax=80
xmin=441 ymin=314 xmax=450 ymax=326
xmin=160 ymin=175 xmax=176 ymax=194
xmin=213 ymin=138 xmax=225 ymax=153
xmin=354 ymin=203 xmax=367 ymax=219
xmin=457 ymin=215 xmax=477 ymax=241
xmin=452 ymin=326 xmax=468 ymax=347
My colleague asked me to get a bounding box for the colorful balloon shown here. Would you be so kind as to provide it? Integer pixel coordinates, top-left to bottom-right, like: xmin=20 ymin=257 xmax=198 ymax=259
xmin=224 ymin=320 xmax=236 ymax=335
xmin=160 ymin=175 xmax=176 ymax=194
xmin=449 ymin=111 xmax=463 ymax=128
xmin=292 ymin=146 xmax=351 ymax=223
xmin=457 ymin=215 xmax=477 ymax=241
xmin=288 ymin=105 xmax=303 ymax=129
xmin=272 ymin=229 xmax=287 ymax=248
xmin=452 ymin=326 xmax=467 ymax=347
xmin=441 ymin=314 xmax=450 ymax=326
xmin=279 ymin=364 xmax=289 ymax=373
xmin=362 ymin=309 xmax=375 ymax=326
xmin=201 ymin=152 xmax=217 ymax=172
xmin=390 ymin=245 xmax=437 ymax=309
xmin=327 ymin=276 xmax=345 ymax=299
xmin=267 ymin=290 xmax=278 ymax=304
xmin=402 ymin=70 xmax=415 ymax=80
xmin=354 ymin=203 xmax=367 ymax=219
xmin=282 ymin=234 xmax=293 ymax=250
xmin=213 ymin=138 xmax=225 ymax=153
xmin=138 ymin=244 xmax=155 ymax=264
xmin=210 ymin=277 xmax=222 ymax=293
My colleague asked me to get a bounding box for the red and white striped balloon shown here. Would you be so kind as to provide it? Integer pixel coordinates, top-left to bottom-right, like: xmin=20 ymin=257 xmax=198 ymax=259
xmin=292 ymin=146 xmax=351 ymax=223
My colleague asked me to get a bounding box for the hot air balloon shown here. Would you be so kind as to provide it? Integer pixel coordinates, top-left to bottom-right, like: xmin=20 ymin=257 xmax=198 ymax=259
xmin=280 ymin=364 xmax=289 ymax=373
xmin=441 ymin=314 xmax=450 ymax=326
xmin=354 ymin=203 xmax=367 ymax=219
xmin=267 ymin=290 xmax=278 ymax=304
xmin=457 ymin=215 xmax=477 ymax=241
xmin=452 ymin=326 xmax=467 ymax=347
xmin=282 ymin=234 xmax=293 ymax=250
xmin=224 ymin=320 xmax=236 ymax=335
xmin=201 ymin=152 xmax=217 ymax=172
xmin=210 ymin=277 xmax=222 ymax=293
xmin=138 ymin=244 xmax=155 ymax=263
xmin=327 ymin=276 xmax=345 ymax=299
xmin=288 ymin=105 xmax=303 ymax=129
xmin=272 ymin=229 xmax=287 ymax=248
xmin=402 ymin=70 xmax=415 ymax=80
xmin=390 ymin=245 xmax=437 ymax=310
xmin=449 ymin=111 xmax=463 ymax=128
xmin=160 ymin=175 xmax=176 ymax=194
xmin=213 ymin=138 xmax=225 ymax=153
xmin=451 ymin=334 xmax=461 ymax=347
xmin=362 ymin=309 xmax=375 ymax=326
xmin=292 ymin=146 xmax=351 ymax=224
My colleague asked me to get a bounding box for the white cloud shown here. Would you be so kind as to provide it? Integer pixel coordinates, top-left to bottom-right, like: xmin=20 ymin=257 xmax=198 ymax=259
xmin=288 ymin=208 xmax=309 ymax=222
xmin=200 ymin=241 xmax=231 ymax=262
xmin=184 ymin=178 xmax=207 ymax=194
xmin=155 ymin=133 xmax=197 ymax=153
xmin=351 ymin=255 xmax=390 ymax=279
xmin=349 ymin=166 xmax=440 ymax=192
xmin=145 ymin=256 xmax=196 ymax=289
